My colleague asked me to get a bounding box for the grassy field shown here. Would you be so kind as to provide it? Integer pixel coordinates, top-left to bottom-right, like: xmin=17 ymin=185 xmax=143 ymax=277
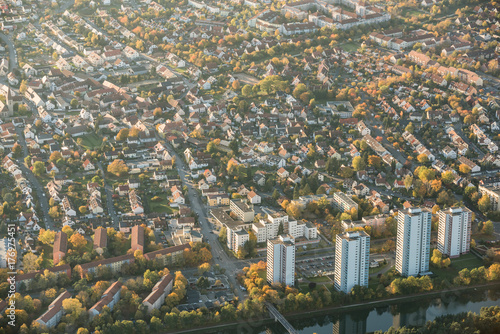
xmin=340 ymin=42 xmax=361 ymax=53
xmin=79 ymin=133 xmax=102 ymax=149
xmin=234 ymin=73 xmax=259 ymax=85
xmin=298 ymin=283 xmax=312 ymax=293
xmin=369 ymin=263 xmax=390 ymax=275
xmin=148 ymin=197 xmax=175 ymax=214
xmin=431 ymin=253 xmax=484 ymax=281
xmin=403 ymin=9 xmax=422 ymax=17
xmin=307 ymin=276 xmax=331 ymax=283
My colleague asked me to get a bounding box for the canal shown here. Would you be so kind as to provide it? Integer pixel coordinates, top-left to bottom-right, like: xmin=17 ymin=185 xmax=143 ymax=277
xmin=224 ymin=288 xmax=500 ymax=334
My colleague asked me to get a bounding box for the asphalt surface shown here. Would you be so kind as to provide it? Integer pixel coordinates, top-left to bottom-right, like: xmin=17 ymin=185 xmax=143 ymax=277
xmin=0 ymin=32 xmax=17 ymax=71
xmin=14 ymin=127 xmax=55 ymax=230
xmin=97 ymin=161 xmax=119 ymax=228
xmin=165 ymin=142 xmax=246 ymax=300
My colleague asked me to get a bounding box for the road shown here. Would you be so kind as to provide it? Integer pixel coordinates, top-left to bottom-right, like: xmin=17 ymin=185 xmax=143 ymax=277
xmin=0 ymin=31 xmax=17 ymax=71
xmin=453 ymin=124 xmax=485 ymax=159
xmin=97 ymin=161 xmax=119 ymax=228
xmin=54 ymin=0 xmax=75 ymax=14
xmin=368 ymin=122 xmax=408 ymax=167
xmin=14 ymin=127 xmax=55 ymax=230
xmin=165 ymin=142 xmax=246 ymax=300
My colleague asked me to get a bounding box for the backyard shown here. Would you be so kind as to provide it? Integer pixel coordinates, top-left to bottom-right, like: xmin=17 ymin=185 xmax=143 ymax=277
xmin=78 ymin=133 xmax=103 ymax=149
xmin=147 ymin=196 xmax=176 ymax=214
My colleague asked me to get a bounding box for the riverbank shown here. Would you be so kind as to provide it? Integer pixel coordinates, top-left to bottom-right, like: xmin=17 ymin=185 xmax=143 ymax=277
xmin=165 ymin=281 xmax=500 ymax=334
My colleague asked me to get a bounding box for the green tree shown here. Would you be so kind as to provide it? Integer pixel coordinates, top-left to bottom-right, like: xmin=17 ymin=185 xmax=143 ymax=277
xmin=478 ymin=195 xmax=491 ymax=213
xmin=441 ymin=171 xmax=455 ymax=185
xmin=352 ymin=156 xmax=366 ymax=171
xmin=482 ymin=220 xmax=494 ymax=235
xmin=70 ymin=99 xmax=78 ymax=109
xmin=405 ymin=122 xmax=415 ymax=133
xmin=404 ymin=175 xmax=413 ymax=191
xmin=33 ymin=161 xmax=45 ymax=176
xmin=218 ymin=226 xmax=227 ymax=244
xmin=12 ymin=143 xmax=22 ymax=157
xmin=242 ymin=84 xmax=252 ymax=97
xmin=272 ymin=189 xmax=280 ymax=200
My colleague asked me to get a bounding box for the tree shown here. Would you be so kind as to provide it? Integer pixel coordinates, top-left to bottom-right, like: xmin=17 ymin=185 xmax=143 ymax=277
xmin=198 ymin=262 xmax=211 ymax=275
xmin=404 ymin=175 xmax=413 ymax=191
xmin=33 ymin=161 xmax=45 ymax=176
xmin=19 ymin=80 xmax=28 ymax=94
xmin=229 ymin=140 xmax=239 ymax=155
xmin=22 ymin=252 xmax=39 ymax=272
xmin=352 ymin=156 xmax=366 ymax=171
xmin=272 ymin=189 xmax=280 ymax=201
xmin=286 ymin=203 xmax=301 ymax=218
xmin=478 ymin=195 xmax=491 ymax=213
xmin=417 ymin=154 xmax=429 ymax=164
xmin=339 ymin=166 xmax=354 ymax=178
xmin=441 ymin=171 xmax=455 ymax=185
xmin=431 ymin=249 xmax=450 ymax=268
xmin=49 ymin=206 xmax=61 ymax=218
xmin=368 ymin=155 xmax=381 ymax=169
xmin=70 ymin=233 xmax=87 ymax=252
xmin=107 ymin=159 xmax=129 ymax=177
xmin=231 ymin=80 xmax=241 ymax=90
xmin=62 ymin=298 xmax=85 ymax=319
xmin=50 ymin=151 xmax=63 ymax=162
xmin=128 ymin=127 xmax=139 ymax=138
xmin=459 ymin=163 xmax=471 ymax=174
xmin=38 ymin=229 xmax=56 ymax=245
xmin=242 ymin=84 xmax=252 ymax=97
xmin=116 ymin=128 xmax=129 ymax=141
xmin=12 ymin=143 xmax=22 ymax=157
xmin=488 ymin=263 xmax=500 ymax=281
xmin=482 ymin=220 xmax=494 ymax=235
xmin=405 ymin=122 xmax=414 ymax=134
xmin=219 ymin=226 xmax=227 ymax=244
xmin=70 ymin=99 xmax=78 ymax=109
xmin=78 ymin=205 xmax=87 ymax=215
xmin=206 ymin=141 xmax=217 ymax=153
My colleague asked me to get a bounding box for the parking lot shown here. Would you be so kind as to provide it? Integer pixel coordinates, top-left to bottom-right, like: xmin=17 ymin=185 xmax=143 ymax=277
xmin=296 ymin=254 xmax=335 ymax=277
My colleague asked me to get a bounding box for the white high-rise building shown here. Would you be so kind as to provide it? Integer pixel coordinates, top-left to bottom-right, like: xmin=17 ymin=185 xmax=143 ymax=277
xmin=396 ymin=207 xmax=432 ymax=277
xmin=334 ymin=231 xmax=370 ymax=293
xmin=437 ymin=207 xmax=472 ymax=258
xmin=267 ymin=235 xmax=295 ymax=286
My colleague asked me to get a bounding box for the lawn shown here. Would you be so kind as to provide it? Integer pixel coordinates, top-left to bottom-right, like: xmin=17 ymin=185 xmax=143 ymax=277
xmin=403 ymin=9 xmax=421 ymax=17
xmin=369 ymin=263 xmax=390 ymax=275
xmin=298 ymin=283 xmax=312 ymax=294
xmin=432 ymin=253 xmax=484 ymax=282
xmin=450 ymin=253 xmax=484 ymax=271
xmin=307 ymin=276 xmax=331 ymax=283
xmin=148 ymin=197 xmax=175 ymax=214
xmin=340 ymin=42 xmax=360 ymax=53
xmin=79 ymin=133 xmax=102 ymax=149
